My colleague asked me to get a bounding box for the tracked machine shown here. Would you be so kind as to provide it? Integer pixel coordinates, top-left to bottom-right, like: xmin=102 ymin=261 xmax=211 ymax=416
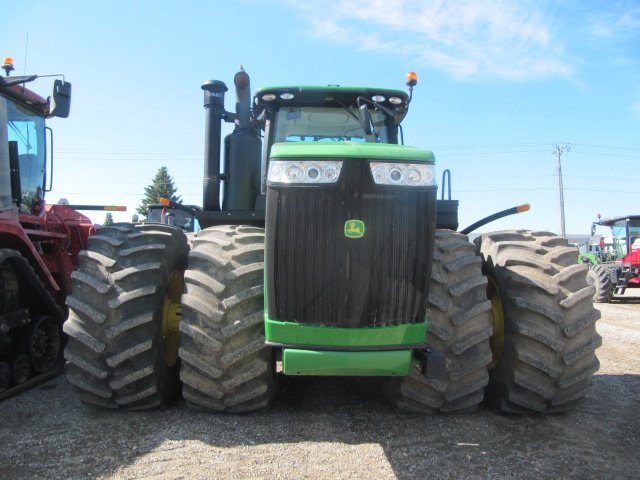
xmin=0 ymin=58 xmax=125 ymax=397
xmin=65 ymin=68 xmax=601 ymax=414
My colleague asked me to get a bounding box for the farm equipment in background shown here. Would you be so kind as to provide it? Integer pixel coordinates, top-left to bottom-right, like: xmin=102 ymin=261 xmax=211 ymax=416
xmin=65 ymin=67 xmax=600 ymax=415
xmin=0 ymin=58 xmax=125 ymax=398
xmin=579 ymin=214 xmax=640 ymax=303
xmin=146 ymin=199 xmax=201 ymax=233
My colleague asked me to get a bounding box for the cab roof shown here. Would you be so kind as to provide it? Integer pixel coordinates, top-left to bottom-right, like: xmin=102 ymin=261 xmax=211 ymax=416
xmin=254 ymin=86 xmax=411 ymax=124
xmin=596 ymin=215 xmax=640 ymax=226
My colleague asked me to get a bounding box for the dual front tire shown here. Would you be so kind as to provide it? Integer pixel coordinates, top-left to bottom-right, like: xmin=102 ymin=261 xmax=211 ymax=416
xmin=64 ymin=224 xmax=274 ymax=411
xmin=65 ymin=226 xmax=601 ymax=414
xmin=64 ymin=224 xmax=188 ymax=409
xmin=392 ymin=230 xmax=601 ymax=414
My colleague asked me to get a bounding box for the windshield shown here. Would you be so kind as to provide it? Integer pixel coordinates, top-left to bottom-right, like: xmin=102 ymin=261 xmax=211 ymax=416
xmin=273 ymin=107 xmax=389 ymax=144
xmin=147 ymin=207 xmax=197 ymax=232
xmin=6 ymin=98 xmax=46 ymax=213
xmin=628 ymin=219 xmax=640 ymax=252
xmin=604 ymin=219 xmax=640 ymax=258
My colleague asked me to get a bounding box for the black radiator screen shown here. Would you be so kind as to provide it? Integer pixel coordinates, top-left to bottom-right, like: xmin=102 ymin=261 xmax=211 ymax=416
xmin=265 ymin=158 xmax=436 ymax=328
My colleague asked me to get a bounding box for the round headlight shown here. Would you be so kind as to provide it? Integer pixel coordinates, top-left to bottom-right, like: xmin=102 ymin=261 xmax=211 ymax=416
xmin=406 ymin=168 xmax=422 ymax=186
xmin=323 ymin=164 xmax=339 ymax=181
xmin=280 ymin=92 xmax=295 ymax=100
xmin=389 ymin=96 xmax=403 ymax=105
xmin=389 ymin=168 xmax=403 ymax=183
xmin=307 ymin=165 xmax=320 ymax=180
xmin=262 ymin=93 xmax=276 ymax=101
xmin=371 ymin=166 xmax=388 ymax=183
xmin=286 ymin=164 xmax=304 ymax=182
xmin=270 ymin=164 xmax=284 ymax=181
xmin=372 ymin=95 xmax=386 ymax=102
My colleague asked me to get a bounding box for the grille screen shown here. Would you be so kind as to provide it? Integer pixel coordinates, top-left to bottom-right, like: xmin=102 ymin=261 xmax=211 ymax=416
xmin=266 ymin=158 xmax=436 ymax=328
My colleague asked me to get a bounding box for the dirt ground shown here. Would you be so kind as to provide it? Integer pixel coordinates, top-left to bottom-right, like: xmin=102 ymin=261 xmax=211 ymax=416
xmin=1 ymin=292 xmax=638 ymax=480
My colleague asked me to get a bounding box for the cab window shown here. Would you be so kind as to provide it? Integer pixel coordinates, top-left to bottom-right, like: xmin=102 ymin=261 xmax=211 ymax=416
xmin=273 ymin=107 xmax=389 ymax=144
xmin=7 ymin=100 xmax=46 ymax=213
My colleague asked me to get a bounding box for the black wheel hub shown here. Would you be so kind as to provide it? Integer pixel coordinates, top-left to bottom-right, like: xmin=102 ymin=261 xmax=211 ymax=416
xmin=28 ymin=316 xmax=61 ymax=373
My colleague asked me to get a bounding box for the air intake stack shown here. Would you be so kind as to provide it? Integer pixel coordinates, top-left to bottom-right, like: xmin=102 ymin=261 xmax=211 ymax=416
xmin=201 ymin=79 xmax=227 ymax=211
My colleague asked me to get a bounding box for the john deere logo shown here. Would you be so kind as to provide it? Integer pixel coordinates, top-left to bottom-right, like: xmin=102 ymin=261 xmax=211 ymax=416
xmin=344 ymin=219 xmax=365 ymax=238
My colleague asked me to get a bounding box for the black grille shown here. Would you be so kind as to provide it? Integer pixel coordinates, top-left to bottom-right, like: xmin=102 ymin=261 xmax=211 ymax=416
xmin=266 ymin=158 xmax=436 ymax=328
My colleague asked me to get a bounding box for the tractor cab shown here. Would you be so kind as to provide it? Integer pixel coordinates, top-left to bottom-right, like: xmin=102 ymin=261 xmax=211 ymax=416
xmin=0 ymin=57 xmax=71 ymax=215
xmin=146 ymin=203 xmax=201 ymax=232
xmin=253 ymin=85 xmax=412 ymax=149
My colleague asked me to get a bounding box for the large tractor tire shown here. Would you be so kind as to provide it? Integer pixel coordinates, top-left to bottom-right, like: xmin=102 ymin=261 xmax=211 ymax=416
xmin=390 ymin=230 xmax=493 ymax=413
xmin=476 ymin=230 xmax=601 ymax=414
xmin=179 ymin=225 xmax=276 ymax=412
xmin=64 ymin=224 xmax=189 ymax=409
xmin=587 ymin=264 xmax=614 ymax=303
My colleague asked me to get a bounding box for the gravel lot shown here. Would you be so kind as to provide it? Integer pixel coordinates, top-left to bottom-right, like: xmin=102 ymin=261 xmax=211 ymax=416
xmin=1 ymin=292 xmax=638 ymax=480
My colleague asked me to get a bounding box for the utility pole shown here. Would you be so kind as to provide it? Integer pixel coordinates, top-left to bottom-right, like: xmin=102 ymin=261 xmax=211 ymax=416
xmin=553 ymin=144 xmax=571 ymax=237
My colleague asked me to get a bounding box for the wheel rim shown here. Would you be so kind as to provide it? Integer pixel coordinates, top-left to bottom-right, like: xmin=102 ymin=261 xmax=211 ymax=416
xmin=162 ymin=270 xmax=184 ymax=367
xmin=12 ymin=354 xmax=30 ymax=384
xmin=486 ymin=276 xmax=505 ymax=370
xmin=29 ymin=316 xmax=61 ymax=373
xmin=0 ymin=362 xmax=10 ymax=391
xmin=0 ymin=263 xmax=19 ymax=314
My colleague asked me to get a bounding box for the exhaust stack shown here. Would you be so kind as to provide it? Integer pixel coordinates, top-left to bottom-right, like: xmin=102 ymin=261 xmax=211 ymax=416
xmin=201 ymin=79 xmax=227 ymax=211
xmin=222 ymin=68 xmax=261 ymax=211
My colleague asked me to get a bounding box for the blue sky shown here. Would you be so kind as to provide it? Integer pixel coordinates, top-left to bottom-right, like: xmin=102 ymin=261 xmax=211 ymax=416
xmin=3 ymin=0 xmax=639 ymax=235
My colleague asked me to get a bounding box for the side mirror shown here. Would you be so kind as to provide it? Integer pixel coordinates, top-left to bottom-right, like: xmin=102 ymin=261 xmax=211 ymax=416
xmin=359 ymin=104 xmax=373 ymax=135
xmin=49 ymin=79 xmax=72 ymax=118
xmin=591 ymin=224 xmax=596 ymax=236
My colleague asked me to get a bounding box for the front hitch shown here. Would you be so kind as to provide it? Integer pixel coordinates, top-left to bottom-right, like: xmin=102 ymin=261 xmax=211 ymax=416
xmin=413 ymin=348 xmax=446 ymax=379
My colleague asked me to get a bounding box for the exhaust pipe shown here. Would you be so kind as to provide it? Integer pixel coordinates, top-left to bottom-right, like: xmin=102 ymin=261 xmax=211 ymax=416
xmin=201 ymin=79 xmax=227 ymax=211
xmin=234 ymin=66 xmax=251 ymax=128
xmin=222 ymin=67 xmax=261 ymax=211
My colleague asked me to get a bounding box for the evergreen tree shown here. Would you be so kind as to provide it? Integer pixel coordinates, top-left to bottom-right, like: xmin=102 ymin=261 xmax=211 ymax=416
xmin=103 ymin=212 xmax=114 ymax=226
xmin=137 ymin=166 xmax=182 ymax=217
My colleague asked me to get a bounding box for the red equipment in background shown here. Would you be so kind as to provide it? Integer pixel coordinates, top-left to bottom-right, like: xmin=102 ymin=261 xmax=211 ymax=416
xmin=0 ymin=58 xmax=125 ymax=397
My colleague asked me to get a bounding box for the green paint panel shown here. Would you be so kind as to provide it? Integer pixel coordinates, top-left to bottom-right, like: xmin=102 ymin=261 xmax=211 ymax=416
xmin=282 ymin=349 xmax=412 ymax=376
xmin=270 ymin=141 xmax=435 ymax=162
xmin=265 ymin=318 xmax=428 ymax=347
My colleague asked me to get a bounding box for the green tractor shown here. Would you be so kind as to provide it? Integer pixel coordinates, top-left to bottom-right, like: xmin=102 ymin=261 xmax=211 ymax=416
xmin=579 ymin=215 xmax=640 ymax=303
xmin=64 ymin=69 xmax=601 ymax=414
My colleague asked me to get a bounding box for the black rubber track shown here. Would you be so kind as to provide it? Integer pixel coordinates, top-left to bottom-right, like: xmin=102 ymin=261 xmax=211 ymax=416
xmin=179 ymin=225 xmax=276 ymax=412
xmin=476 ymin=230 xmax=602 ymax=414
xmin=390 ymin=230 xmax=493 ymax=413
xmin=64 ymin=224 xmax=188 ymax=409
xmin=587 ymin=263 xmax=614 ymax=303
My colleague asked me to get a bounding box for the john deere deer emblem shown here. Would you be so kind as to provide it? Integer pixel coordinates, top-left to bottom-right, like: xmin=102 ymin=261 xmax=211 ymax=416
xmin=344 ymin=219 xmax=365 ymax=238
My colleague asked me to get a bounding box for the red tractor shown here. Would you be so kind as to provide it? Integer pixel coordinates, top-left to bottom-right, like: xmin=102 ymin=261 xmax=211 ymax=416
xmin=581 ymin=215 xmax=640 ymax=302
xmin=0 ymin=58 xmax=118 ymax=397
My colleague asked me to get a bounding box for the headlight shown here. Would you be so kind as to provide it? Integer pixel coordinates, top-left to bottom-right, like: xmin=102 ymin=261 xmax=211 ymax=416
xmin=268 ymin=160 xmax=343 ymax=184
xmin=369 ymin=162 xmax=436 ymax=187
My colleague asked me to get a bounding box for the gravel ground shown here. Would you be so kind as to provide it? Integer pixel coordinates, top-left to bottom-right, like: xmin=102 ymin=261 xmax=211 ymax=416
xmin=1 ymin=292 xmax=638 ymax=480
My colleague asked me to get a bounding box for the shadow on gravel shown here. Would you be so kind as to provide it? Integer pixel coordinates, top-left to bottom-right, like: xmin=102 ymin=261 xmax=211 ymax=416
xmin=1 ymin=372 xmax=638 ymax=480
